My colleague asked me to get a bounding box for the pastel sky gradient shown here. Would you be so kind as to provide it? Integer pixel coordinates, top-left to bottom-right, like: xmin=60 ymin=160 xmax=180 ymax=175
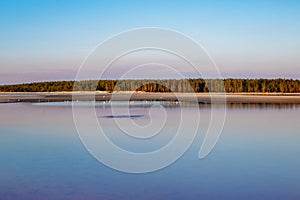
xmin=0 ymin=0 xmax=299 ymax=84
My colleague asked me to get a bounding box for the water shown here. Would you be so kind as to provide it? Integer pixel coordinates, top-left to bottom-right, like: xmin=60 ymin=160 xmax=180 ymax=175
xmin=0 ymin=102 xmax=299 ymax=199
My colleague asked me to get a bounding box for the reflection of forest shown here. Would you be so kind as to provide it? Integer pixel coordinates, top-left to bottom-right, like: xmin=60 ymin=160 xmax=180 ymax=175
xmin=225 ymin=103 xmax=300 ymax=110
xmin=0 ymin=79 xmax=299 ymax=93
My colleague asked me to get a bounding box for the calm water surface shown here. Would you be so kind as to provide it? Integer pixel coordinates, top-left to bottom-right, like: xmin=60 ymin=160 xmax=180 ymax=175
xmin=0 ymin=102 xmax=299 ymax=199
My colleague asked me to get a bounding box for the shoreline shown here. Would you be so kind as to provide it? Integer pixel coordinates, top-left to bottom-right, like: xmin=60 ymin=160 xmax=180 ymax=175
xmin=1 ymin=92 xmax=300 ymax=104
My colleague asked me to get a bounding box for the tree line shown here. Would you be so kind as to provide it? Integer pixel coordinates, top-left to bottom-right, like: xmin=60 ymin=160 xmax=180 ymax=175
xmin=0 ymin=78 xmax=299 ymax=93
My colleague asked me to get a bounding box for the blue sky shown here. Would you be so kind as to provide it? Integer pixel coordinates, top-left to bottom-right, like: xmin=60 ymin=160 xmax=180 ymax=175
xmin=0 ymin=0 xmax=299 ymax=83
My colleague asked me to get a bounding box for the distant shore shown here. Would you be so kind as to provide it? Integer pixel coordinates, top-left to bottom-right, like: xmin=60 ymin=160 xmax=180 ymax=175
xmin=1 ymin=92 xmax=300 ymax=104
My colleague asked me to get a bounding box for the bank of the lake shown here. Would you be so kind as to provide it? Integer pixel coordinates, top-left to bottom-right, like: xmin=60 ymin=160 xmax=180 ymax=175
xmin=1 ymin=92 xmax=300 ymax=104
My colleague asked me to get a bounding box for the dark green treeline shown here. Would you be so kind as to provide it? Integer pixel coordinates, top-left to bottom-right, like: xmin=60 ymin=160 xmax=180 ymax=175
xmin=0 ymin=79 xmax=299 ymax=93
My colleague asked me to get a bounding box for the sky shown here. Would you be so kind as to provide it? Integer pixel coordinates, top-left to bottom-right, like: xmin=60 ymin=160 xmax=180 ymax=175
xmin=0 ymin=0 xmax=299 ymax=84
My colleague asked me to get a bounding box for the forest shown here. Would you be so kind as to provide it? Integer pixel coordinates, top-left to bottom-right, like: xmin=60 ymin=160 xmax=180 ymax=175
xmin=0 ymin=78 xmax=299 ymax=93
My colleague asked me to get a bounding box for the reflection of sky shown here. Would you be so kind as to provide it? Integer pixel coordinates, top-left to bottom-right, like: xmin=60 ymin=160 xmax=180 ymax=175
xmin=0 ymin=1 xmax=300 ymax=84
xmin=0 ymin=103 xmax=300 ymax=198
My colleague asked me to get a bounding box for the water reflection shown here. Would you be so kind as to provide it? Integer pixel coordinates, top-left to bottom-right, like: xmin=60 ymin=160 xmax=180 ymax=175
xmin=100 ymin=114 xmax=144 ymax=119
xmin=0 ymin=103 xmax=300 ymax=199
xmin=225 ymin=103 xmax=300 ymax=110
xmin=31 ymin=101 xmax=300 ymax=110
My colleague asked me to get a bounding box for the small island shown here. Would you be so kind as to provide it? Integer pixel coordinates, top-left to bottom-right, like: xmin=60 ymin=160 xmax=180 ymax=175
xmin=0 ymin=78 xmax=299 ymax=104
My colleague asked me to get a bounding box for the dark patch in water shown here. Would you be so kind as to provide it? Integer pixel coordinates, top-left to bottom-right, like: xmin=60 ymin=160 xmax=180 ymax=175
xmin=99 ymin=115 xmax=144 ymax=119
